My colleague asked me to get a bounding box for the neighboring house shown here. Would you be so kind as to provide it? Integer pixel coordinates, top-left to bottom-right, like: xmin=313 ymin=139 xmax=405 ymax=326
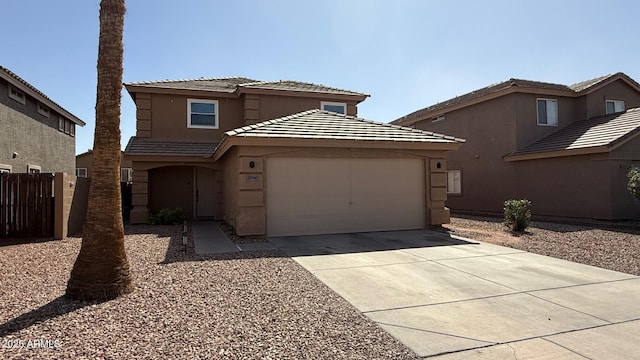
xmin=124 ymin=77 xmax=463 ymax=236
xmin=1 ymin=66 xmax=85 ymax=174
xmin=394 ymin=72 xmax=640 ymax=220
xmin=76 ymin=149 xmax=133 ymax=182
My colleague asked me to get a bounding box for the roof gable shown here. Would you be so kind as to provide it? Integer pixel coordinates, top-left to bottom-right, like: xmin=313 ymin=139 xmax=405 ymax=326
xmin=395 ymin=72 xmax=640 ymax=126
xmin=505 ymin=107 xmax=640 ymax=161
xmin=0 ymin=65 xmax=85 ymax=126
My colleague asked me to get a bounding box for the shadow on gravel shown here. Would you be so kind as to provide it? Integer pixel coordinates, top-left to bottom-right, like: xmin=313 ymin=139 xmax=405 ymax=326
xmin=269 ymin=229 xmax=477 ymax=257
xmin=0 ymin=296 xmax=102 ymax=338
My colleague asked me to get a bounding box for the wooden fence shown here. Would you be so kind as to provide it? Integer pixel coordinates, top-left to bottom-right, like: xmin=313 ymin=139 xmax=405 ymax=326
xmin=0 ymin=173 xmax=54 ymax=238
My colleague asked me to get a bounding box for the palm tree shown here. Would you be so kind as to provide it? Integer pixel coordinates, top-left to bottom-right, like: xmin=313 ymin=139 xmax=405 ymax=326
xmin=66 ymin=0 xmax=133 ymax=300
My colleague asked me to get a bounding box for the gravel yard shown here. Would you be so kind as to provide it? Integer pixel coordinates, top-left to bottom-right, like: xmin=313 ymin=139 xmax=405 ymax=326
xmin=0 ymin=225 xmax=417 ymax=359
xmin=444 ymin=216 xmax=640 ymax=276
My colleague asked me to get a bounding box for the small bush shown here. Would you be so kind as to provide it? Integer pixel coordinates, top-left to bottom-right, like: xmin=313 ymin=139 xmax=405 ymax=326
xmin=503 ymin=199 xmax=532 ymax=233
xmin=150 ymin=207 xmax=185 ymax=225
xmin=628 ymin=167 xmax=640 ymax=200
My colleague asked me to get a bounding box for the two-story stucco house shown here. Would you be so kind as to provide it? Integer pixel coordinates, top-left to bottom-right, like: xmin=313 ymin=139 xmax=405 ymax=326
xmin=1 ymin=66 xmax=85 ymax=174
xmin=394 ymin=72 xmax=640 ymax=220
xmin=124 ymin=77 xmax=464 ymax=236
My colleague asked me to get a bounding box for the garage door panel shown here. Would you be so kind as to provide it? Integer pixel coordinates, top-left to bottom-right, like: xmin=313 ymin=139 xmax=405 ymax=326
xmin=266 ymin=157 xmax=425 ymax=237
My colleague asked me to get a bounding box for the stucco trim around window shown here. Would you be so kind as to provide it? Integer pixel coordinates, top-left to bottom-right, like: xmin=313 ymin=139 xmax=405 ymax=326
xmin=8 ymin=84 xmax=26 ymax=104
xmin=446 ymin=169 xmax=462 ymax=195
xmin=605 ymin=99 xmax=625 ymax=114
xmin=321 ymin=101 xmax=346 ymax=114
xmin=187 ymin=99 xmax=219 ymax=129
xmin=27 ymin=164 xmax=41 ymax=174
xmin=0 ymin=164 xmax=12 ymax=173
xmin=37 ymin=102 xmax=50 ymax=117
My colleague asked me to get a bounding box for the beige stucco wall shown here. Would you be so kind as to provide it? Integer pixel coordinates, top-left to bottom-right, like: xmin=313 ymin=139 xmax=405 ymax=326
xmin=0 ymin=93 xmax=76 ymax=174
xmin=257 ymin=94 xmax=358 ymax=122
xmin=584 ymin=80 xmax=640 ymax=119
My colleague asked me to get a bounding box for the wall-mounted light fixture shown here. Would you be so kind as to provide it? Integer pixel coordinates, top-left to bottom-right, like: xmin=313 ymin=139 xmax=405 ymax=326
xmin=12 ymin=152 xmax=18 ymax=159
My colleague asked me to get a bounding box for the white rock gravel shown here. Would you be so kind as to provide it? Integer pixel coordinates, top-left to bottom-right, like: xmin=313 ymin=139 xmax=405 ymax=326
xmin=445 ymin=216 xmax=640 ymax=276
xmin=0 ymin=225 xmax=418 ymax=359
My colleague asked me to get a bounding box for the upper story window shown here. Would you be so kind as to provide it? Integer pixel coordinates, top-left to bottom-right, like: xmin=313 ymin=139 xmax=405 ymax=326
xmin=605 ymin=100 xmax=625 ymax=114
xmin=75 ymin=168 xmax=87 ymax=178
xmin=187 ymin=99 xmax=218 ymax=129
xmin=321 ymin=101 xmax=346 ymax=114
xmin=537 ymin=98 xmax=558 ymax=126
xmin=432 ymin=114 xmax=446 ymax=123
xmin=0 ymin=165 xmax=11 ymax=173
xmin=37 ymin=102 xmax=50 ymax=117
xmin=8 ymin=84 xmax=26 ymax=104
xmin=58 ymin=116 xmax=65 ymax=131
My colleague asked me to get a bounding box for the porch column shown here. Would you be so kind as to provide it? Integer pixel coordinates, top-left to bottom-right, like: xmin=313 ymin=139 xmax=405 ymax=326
xmin=130 ymin=169 xmax=149 ymax=223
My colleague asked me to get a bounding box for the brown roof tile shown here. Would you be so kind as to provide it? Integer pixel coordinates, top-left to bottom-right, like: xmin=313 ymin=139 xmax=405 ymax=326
xmin=223 ymin=109 xmax=465 ymax=144
xmin=508 ymin=107 xmax=640 ymax=157
xmin=125 ymin=138 xmax=218 ymax=157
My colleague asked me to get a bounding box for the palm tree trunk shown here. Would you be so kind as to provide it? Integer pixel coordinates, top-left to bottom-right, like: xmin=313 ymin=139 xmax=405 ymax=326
xmin=66 ymin=0 xmax=133 ymax=300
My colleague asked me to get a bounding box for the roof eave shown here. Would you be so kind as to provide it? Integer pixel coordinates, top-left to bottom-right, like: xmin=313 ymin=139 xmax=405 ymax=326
xmin=503 ymin=146 xmax=609 ymax=162
xmin=213 ymin=136 xmax=461 ymax=161
xmin=1 ymin=69 xmax=85 ymax=126
xmin=238 ymin=87 xmax=369 ymax=102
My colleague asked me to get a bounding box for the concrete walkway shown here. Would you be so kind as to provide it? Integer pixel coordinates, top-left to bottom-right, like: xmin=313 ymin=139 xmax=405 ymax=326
xmin=191 ymin=221 xmax=275 ymax=254
xmin=270 ymin=230 xmax=640 ymax=359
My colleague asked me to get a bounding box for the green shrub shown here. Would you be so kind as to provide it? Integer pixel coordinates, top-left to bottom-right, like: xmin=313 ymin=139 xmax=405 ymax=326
xmin=503 ymin=199 xmax=532 ymax=233
xmin=628 ymin=167 xmax=640 ymax=200
xmin=150 ymin=207 xmax=185 ymax=225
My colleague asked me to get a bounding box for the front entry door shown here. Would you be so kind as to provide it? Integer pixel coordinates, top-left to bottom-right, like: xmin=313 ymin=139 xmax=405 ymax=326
xmin=195 ymin=167 xmax=215 ymax=218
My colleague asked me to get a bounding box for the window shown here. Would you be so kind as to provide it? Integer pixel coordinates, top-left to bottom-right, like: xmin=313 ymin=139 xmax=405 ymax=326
xmin=432 ymin=114 xmax=446 ymax=122
xmin=37 ymin=103 xmax=50 ymax=117
xmin=321 ymin=101 xmax=346 ymax=114
xmin=0 ymin=165 xmax=11 ymax=173
xmin=447 ymin=170 xmax=461 ymax=194
xmin=64 ymin=119 xmax=71 ymax=134
xmin=8 ymin=84 xmax=26 ymax=104
xmin=187 ymin=99 xmax=218 ymax=128
xmin=27 ymin=165 xmax=41 ymax=174
xmin=58 ymin=116 xmax=65 ymax=131
xmin=69 ymin=122 xmax=75 ymax=136
xmin=75 ymin=168 xmax=87 ymax=178
xmin=120 ymin=168 xmax=133 ymax=182
xmin=606 ymin=100 xmax=625 ymax=114
xmin=537 ymin=98 xmax=558 ymax=126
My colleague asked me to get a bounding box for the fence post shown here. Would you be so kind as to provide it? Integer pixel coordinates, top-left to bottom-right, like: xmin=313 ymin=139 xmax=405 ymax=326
xmin=54 ymin=172 xmax=76 ymax=240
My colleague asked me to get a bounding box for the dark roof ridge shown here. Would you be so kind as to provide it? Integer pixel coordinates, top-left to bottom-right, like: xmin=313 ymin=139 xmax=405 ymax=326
xmin=125 ymin=76 xmax=256 ymax=86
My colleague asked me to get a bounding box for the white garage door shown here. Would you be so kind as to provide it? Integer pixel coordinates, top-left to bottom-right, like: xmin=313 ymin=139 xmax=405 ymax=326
xmin=266 ymin=157 xmax=425 ymax=237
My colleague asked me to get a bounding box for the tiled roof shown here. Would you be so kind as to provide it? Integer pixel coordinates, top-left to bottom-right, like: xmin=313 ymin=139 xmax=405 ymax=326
xmin=508 ymin=107 xmax=640 ymax=157
xmin=239 ymin=80 xmax=368 ymax=96
xmin=394 ymin=72 xmax=639 ymax=125
xmin=125 ymin=78 xmax=368 ymax=97
xmin=125 ymin=137 xmax=218 ymax=157
xmin=0 ymin=65 xmax=85 ymax=125
xmin=125 ymin=77 xmax=257 ymax=93
xmin=223 ymin=109 xmax=465 ymax=144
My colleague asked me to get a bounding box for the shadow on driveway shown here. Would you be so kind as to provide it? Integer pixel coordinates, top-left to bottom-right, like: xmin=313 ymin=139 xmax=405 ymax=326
xmin=269 ymin=229 xmax=477 ymax=257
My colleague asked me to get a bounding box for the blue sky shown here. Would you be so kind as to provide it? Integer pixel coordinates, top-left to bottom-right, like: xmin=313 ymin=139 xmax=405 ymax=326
xmin=2 ymin=0 xmax=639 ymax=155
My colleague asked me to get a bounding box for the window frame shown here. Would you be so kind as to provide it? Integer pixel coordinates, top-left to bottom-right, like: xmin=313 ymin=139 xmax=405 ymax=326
xmin=75 ymin=168 xmax=87 ymax=178
xmin=0 ymin=164 xmax=12 ymax=173
xmin=37 ymin=102 xmax=50 ymax=117
xmin=320 ymin=101 xmax=347 ymax=114
xmin=187 ymin=99 xmax=219 ymax=129
xmin=536 ymin=98 xmax=558 ymax=126
xmin=69 ymin=121 xmax=75 ymax=136
xmin=120 ymin=167 xmax=133 ymax=182
xmin=432 ymin=114 xmax=446 ymax=123
xmin=446 ymin=169 xmax=462 ymax=195
xmin=27 ymin=165 xmax=41 ymax=174
xmin=605 ymin=99 xmax=625 ymax=114
xmin=8 ymin=84 xmax=26 ymax=104
xmin=58 ymin=116 xmax=65 ymax=132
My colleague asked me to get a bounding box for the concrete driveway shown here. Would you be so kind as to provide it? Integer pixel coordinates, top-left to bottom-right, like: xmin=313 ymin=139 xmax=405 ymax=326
xmin=269 ymin=230 xmax=640 ymax=359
